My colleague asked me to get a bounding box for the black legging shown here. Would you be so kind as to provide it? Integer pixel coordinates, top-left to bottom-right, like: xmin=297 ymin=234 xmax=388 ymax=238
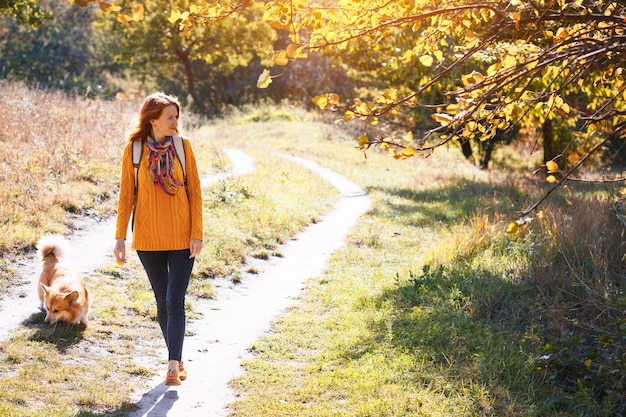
xmin=137 ymin=249 xmax=194 ymax=362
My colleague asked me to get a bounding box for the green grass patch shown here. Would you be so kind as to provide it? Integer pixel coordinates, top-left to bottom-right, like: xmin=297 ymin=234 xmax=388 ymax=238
xmin=216 ymin=107 xmax=624 ymax=417
xmin=191 ymin=148 xmax=337 ymax=285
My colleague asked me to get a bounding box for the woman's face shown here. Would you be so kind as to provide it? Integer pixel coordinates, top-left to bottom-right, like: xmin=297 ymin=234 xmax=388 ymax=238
xmin=150 ymin=104 xmax=179 ymax=141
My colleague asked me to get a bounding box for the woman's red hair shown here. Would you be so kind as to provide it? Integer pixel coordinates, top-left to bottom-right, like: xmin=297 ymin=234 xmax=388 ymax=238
xmin=128 ymin=92 xmax=181 ymax=142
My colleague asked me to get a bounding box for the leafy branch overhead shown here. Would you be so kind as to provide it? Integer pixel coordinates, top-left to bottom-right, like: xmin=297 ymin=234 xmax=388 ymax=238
xmin=76 ymin=0 xmax=625 ymax=220
xmin=290 ymin=1 xmax=625 ymax=157
xmin=78 ymin=0 xmax=626 ymax=150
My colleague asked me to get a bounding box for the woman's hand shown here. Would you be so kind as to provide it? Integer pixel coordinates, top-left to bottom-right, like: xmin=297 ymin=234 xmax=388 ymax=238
xmin=113 ymin=238 xmax=126 ymax=264
xmin=189 ymin=239 xmax=203 ymax=258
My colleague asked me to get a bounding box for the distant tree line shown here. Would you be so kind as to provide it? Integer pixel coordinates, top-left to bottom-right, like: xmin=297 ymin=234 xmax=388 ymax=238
xmin=2 ymin=0 xmax=625 ymax=172
xmin=0 ymin=0 xmax=354 ymax=117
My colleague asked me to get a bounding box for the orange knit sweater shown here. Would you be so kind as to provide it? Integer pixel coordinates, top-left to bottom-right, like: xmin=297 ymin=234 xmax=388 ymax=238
xmin=115 ymin=137 xmax=203 ymax=251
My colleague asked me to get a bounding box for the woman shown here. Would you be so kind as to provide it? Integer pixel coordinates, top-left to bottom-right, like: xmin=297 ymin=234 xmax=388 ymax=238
xmin=113 ymin=92 xmax=203 ymax=386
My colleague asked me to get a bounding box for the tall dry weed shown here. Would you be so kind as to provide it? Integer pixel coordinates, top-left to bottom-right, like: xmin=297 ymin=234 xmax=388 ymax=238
xmin=0 ymin=81 xmax=139 ymax=252
xmin=534 ymin=195 xmax=624 ymax=323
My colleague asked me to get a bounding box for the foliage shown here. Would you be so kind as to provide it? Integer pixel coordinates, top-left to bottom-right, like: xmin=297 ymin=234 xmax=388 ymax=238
xmin=159 ymin=0 xmax=626 ymax=215
xmin=261 ymin=1 xmax=625 ymax=156
xmin=0 ymin=0 xmax=50 ymax=25
xmin=94 ymin=0 xmax=277 ymax=115
xmin=0 ymin=0 xmax=108 ymax=94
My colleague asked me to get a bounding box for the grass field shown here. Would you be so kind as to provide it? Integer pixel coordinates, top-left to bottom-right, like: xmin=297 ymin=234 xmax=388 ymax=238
xmin=0 ymin=84 xmax=623 ymax=416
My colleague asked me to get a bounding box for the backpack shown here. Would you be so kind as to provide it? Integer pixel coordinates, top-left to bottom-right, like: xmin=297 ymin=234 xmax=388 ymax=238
xmin=131 ymin=135 xmax=186 ymax=229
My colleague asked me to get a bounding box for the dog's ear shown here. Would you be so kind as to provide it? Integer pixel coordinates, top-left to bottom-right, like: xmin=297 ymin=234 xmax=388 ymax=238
xmin=40 ymin=283 xmax=50 ymax=295
xmin=65 ymin=291 xmax=80 ymax=303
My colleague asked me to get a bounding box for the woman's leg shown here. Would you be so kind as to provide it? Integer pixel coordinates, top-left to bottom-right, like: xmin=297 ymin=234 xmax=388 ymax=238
xmin=165 ymin=249 xmax=195 ymax=362
xmin=137 ymin=251 xmax=169 ymax=347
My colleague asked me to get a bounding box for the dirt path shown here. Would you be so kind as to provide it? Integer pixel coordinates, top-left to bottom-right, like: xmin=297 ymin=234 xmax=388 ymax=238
xmin=128 ymin=153 xmax=370 ymax=416
xmin=0 ymin=150 xmax=370 ymax=416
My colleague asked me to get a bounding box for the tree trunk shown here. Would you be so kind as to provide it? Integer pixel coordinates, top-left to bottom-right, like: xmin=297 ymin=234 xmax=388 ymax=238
xmin=479 ymin=140 xmax=495 ymax=170
xmin=542 ymin=118 xmax=557 ymax=164
xmin=459 ymin=138 xmax=473 ymax=160
xmin=176 ymin=48 xmax=215 ymax=117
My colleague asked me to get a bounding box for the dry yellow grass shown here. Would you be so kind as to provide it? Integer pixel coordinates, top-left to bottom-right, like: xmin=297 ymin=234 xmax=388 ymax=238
xmin=0 ymin=82 xmax=138 ymax=252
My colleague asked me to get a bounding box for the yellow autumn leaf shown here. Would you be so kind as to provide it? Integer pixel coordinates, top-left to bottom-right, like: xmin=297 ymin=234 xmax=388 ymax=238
xmin=445 ymin=104 xmax=458 ymax=114
xmin=402 ymin=146 xmax=418 ymax=157
xmin=343 ymin=110 xmax=355 ymax=121
xmin=461 ymin=71 xmax=484 ymax=86
xmin=565 ymin=197 xmax=572 ymax=206
xmin=419 ymin=55 xmax=433 ymax=67
xmin=405 ymin=131 xmax=413 ymax=142
xmin=502 ymin=55 xmax=517 ymax=67
xmin=117 ymin=13 xmax=130 ymax=23
xmin=432 ymin=113 xmax=454 ymax=126
xmin=567 ymin=153 xmax=580 ymax=164
xmin=270 ymin=20 xmax=286 ymax=30
xmin=393 ymin=149 xmax=406 ymax=160
xmin=487 ymin=62 xmax=501 ymax=76
xmin=179 ymin=23 xmax=192 ymax=36
xmin=546 ymin=160 xmax=559 ymax=173
xmin=274 ymin=50 xmax=289 ymax=66
xmin=507 ymin=221 xmax=519 ymax=234
xmin=546 ymin=175 xmax=557 ymax=183
xmin=357 ymin=133 xmax=369 ymax=147
xmin=286 ymin=43 xmax=305 ymax=58
xmin=168 ymin=8 xmax=182 ymax=23
xmin=133 ymin=5 xmax=144 ymax=21
xmin=98 ymin=1 xmax=121 ymax=12
xmin=555 ymin=27 xmax=569 ymax=40
xmin=312 ymin=95 xmax=328 ymax=109
xmin=328 ymin=93 xmax=340 ymax=104
xmin=411 ymin=20 xmax=421 ymax=32
xmin=201 ymin=2 xmax=217 ymax=16
xmin=257 ymin=69 xmax=272 ymax=89
xmin=70 ymin=0 xmax=92 ymax=6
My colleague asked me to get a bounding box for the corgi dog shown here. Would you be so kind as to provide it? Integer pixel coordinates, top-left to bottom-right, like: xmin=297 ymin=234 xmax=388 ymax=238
xmin=37 ymin=235 xmax=92 ymax=325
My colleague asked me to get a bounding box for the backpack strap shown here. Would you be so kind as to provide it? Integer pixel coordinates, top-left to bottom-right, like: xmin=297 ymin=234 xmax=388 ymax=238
xmin=132 ymin=139 xmax=143 ymax=192
xmin=172 ymin=134 xmax=187 ymax=187
xmin=131 ymin=139 xmax=144 ymax=231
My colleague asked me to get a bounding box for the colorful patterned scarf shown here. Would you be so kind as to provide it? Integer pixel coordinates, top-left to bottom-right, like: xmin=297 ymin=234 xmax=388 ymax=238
xmin=146 ymin=136 xmax=184 ymax=196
